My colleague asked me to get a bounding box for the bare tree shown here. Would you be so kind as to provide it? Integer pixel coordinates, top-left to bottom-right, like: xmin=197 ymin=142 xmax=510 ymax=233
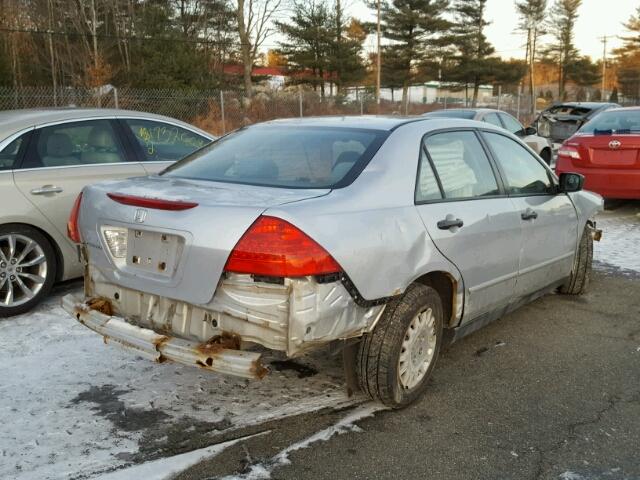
xmin=236 ymin=0 xmax=282 ymax=98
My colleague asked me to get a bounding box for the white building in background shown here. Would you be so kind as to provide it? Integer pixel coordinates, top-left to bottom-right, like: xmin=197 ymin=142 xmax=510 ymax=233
xmin=348 ymin=81 xmax=494 ymax=105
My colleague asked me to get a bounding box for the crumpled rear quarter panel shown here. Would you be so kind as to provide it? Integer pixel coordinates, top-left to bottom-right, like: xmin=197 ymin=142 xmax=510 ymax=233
xmin=87 ymin=265 xmax=384 ymax=356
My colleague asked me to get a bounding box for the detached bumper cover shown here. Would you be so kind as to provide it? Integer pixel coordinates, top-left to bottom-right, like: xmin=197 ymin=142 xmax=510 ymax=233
xmin=62 ymin=294 xmax=267 ymax=379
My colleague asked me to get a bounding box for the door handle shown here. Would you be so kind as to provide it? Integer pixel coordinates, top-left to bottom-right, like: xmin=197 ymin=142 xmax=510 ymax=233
xmin=30 ymin=185 xmax=63 ymax=195
xmin=437 ymin=216 xmax=464 ymax=230
xmin=521 ymin=208 xmax=538 ymax=220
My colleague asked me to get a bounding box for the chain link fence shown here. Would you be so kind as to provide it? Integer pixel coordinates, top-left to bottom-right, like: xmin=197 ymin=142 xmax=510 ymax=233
xmin=0 ymin=85 xmax=537 ymax=136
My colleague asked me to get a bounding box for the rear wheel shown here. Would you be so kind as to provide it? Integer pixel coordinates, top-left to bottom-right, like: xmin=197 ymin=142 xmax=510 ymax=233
xmin=0 ymin=225 xmax=56 ymax=318
xmin=357 ymin=283 xmax=443 ymax=408
xmin=559 ymin=224 xmax=593 ymax=295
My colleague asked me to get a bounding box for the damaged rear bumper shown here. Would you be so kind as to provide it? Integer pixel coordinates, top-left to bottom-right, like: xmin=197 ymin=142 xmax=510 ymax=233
xmin=62 ymin=294 xmax=267 ymax=379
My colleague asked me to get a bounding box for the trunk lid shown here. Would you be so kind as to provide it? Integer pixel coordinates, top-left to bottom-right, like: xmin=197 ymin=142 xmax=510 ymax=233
xmin=570 ymin=134 xmax=640 ymax=169
xmin=80 ymin=175 xmax=330 ymax=305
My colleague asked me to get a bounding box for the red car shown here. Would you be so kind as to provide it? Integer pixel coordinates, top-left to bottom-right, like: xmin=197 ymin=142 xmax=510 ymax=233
xmin=556 ymin=106 xmax=640 ymax=199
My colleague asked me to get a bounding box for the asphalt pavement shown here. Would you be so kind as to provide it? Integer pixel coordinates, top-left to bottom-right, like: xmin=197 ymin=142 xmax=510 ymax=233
xmin=178 ymin=270 xmax=640 ymax=480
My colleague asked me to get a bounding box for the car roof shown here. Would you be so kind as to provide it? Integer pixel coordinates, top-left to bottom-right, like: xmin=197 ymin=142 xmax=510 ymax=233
xmin=603 ymin=106 xmax=640 ymax=112
xmin=0 ymin=108 xmax=212 ymax=141
xmin=424 ymin=108 xmax=513 ymax=116
xmin=247 ymin=115 xmax=506 ymax=135
xmin=548 ymin=102 xmax=616 ymax=109
xmin=255 ymin=115 xmax=429 ymax=131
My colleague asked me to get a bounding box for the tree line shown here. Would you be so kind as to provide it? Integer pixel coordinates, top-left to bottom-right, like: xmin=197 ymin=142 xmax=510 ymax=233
xmin=0 ymin=0 xmax=635 ymax=108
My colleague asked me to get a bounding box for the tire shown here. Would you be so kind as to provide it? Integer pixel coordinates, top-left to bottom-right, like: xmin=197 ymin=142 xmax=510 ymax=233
xmin=540 ymin=148 xmax=552 ymax=165
xmin=559 ymin=224 xmax=593 ymax=295
xmin=357 ymin=283 xmax=444 ymax=408
xmin=0 ymin=224 xmax=57 ymax=318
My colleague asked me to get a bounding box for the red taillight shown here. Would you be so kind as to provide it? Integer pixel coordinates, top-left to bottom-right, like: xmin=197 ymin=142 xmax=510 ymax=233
xmin=557 ymin=145 xmax=581 ymax=160
xmin=107 ymin=193 xmax=198 ymax=211
xmin=224 ymin=216 xmax=341 ymax=277
xmin=67 ymin=192 xmax=83 ymax=243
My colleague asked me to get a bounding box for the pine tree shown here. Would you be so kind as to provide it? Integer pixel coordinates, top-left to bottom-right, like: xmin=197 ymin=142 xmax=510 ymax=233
xmin=445 ymin=0 xmax=520 ymax=107
xmin=613 ymin=6 xmax=640 ymax=102
xmin=277 ymin=1 xmax=366 ymax=98
xmin=545 ymin=0 xmax=582 ymax=99
xmin=515 ymin=0 xmax=547 ymax=114
xmin=377 ymin=0 xmax=450 ymax=109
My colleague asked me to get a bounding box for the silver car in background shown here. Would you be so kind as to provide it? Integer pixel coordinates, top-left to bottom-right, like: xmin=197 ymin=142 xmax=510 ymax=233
xmin=0 ymin=109 xmax=213 ymax=316
xmin=424 ymin=108 xmax=554 ymax=165
xmin=63 ymin=116 xmax=601 ymax=407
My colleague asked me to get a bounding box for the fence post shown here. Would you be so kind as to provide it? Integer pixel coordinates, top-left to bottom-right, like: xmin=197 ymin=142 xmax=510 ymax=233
xmin=496 ymin=84 xmax=502 ymax=110
xmin=360 ymin=96 xmax=364 ymax=115
xmin=298 ymin=85 xmax=303 ymax=117
xmin=220 ymin=90 xmax=226 ymax=134
xmin=516 ymin=85 xmax=521 ymax=121
xmin=113 ymin=87 xmax=119 ymax=109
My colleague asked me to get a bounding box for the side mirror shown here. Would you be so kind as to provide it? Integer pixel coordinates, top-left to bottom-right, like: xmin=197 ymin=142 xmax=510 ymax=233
xmin=558 ymin=172 xmax=584 ymax=193
xmin=524 ymin=126 xmax=537 ymax=136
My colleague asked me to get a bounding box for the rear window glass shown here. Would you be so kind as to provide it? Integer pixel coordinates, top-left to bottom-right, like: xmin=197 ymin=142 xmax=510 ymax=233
xmin=425 ymin=110 xmax=476 ymax=119
xmin=162 ymin=126 xmax=387 ymax=188
xmin=578 ymin=110 xmax=640 ymax=134
xmin=545 ymin=105 xmax=592 ymax=116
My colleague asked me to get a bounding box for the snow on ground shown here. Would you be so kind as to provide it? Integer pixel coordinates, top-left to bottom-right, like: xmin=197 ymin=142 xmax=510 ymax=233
xmin=219 ymin=403 xmax=386 ymax=480
xmin=593 ymin=203 xmax=640 ymax=275
xmin=1 ymin=203 xmax=639 ymax=480
xmin=0 ymin=284 xmax=360 ymax=480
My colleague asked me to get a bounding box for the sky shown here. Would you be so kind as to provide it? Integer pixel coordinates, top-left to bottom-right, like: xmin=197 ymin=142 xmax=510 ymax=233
xmin=348 ymin=0 xmax=635 ymax=61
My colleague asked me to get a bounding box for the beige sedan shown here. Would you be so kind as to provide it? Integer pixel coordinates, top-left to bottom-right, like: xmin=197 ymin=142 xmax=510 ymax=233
xmin=0 ymin=108 xmax=213 ymax=316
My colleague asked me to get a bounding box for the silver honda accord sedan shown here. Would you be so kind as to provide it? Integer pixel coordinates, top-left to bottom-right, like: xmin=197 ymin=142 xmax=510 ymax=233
xmin=62 ymin=116 xmax=602 ymax=407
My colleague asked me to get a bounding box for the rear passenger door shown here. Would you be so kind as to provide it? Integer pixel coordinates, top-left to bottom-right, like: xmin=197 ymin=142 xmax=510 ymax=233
xmin=415 ymin=129 xmax=523 ymax=321
xmin=13 ymin=119 xmax=146 ymax=247
xmin=120 ymin=118 xmax=211 ymax=175
xmin=480 ymin=131 xmax=578 ymax=297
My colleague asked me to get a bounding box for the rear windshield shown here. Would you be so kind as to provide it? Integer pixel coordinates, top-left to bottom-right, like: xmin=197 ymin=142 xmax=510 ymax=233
xmin=578 ymin=110 xmax=640 ymax=134
xmin=162 ymin=126 xmax=387 ymax=188
xmin=544 ymin=105 xmax=593 ymax=116
xmin=425 ymin=110 xmax=476 ymax=119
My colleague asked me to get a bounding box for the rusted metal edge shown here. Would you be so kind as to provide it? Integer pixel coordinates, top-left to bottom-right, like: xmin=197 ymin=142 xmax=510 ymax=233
xmin=62 ymin=294 xmax=267 ymax=380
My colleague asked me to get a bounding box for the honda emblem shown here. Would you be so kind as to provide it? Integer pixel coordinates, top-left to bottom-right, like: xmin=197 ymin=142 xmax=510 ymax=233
xmin=134 ymin=209 xmax=147 ymax=223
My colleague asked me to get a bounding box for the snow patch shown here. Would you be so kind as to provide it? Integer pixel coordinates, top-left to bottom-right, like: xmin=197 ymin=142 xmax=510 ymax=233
xmin=593 ymin=211 xmax=640 ymax=274
xmin=220 ymin=403 xmax=386 ymax=480
xmin=0 ymin=287 xmax=361 ymax=480
xmin=98 ymin=432 xmax=268 ymax=480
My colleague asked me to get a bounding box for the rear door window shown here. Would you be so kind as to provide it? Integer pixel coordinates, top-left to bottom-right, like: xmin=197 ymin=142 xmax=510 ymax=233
xmin=483 ymin=132 xmax=553 ymax=195
xmin=421 ymin=131 xmax=500 ymax=200
xmin=483 ymin=113 xmax=503 ymax=128
xmin=498 ymin=113 xmax=524 ymax=135
xmin=124 ymin=119 xmax=210 ymax=162
xmin=22 ymin=120 xmax=128 ymax=169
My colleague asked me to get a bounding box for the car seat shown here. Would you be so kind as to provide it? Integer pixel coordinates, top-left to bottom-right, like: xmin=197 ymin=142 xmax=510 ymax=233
xmin=41 ymin=133 xmax=79 ymax=167
xmin=81 ymin=126 xmax=123 ymax=164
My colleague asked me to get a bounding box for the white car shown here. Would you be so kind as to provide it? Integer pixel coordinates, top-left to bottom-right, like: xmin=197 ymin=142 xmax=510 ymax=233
xmin=0 ymin=108 xmax=213 ymax=316
xmin=424 ymin=108 xmax=553 ymax=164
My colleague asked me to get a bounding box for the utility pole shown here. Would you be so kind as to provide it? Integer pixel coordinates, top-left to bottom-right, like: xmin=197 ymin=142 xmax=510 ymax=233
xmin=376 ymin=0 xmax=381 ymax=109
xmin=599 ymin=35 xmax=608 ymax=98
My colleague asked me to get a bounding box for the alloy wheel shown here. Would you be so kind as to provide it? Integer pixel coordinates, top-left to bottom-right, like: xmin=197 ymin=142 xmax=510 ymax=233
xmin=0 ymin=234 xmax=48 ymax=308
